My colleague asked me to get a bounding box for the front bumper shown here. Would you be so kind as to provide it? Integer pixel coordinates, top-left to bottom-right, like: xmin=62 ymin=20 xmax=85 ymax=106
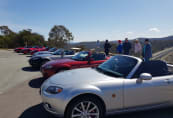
xmin=43 ymin=102 xmax=63 ymax=117
xmin=29 ymin=59 xmax=42 ymax=68
xmin=41 ymin=89 xmax=67 ymax=117
xmin=22 ymin=49 xmax=31 ymax=54
xmin=15 ymin=49 xmax=21 ymax=53
xmin=31 ymin=51 xmax=38 ymax=55
xmin=40 ymin=67 xmax=56 ymax=78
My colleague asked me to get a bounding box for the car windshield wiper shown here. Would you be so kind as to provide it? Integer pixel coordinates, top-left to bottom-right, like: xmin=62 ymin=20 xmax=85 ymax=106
xmin=97 ymin=67 xmax=124 ymax=77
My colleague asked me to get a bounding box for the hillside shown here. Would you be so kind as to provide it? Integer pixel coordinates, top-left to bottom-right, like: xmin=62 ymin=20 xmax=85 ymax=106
xmin=69 ymin=35 xmax=173 ymax=54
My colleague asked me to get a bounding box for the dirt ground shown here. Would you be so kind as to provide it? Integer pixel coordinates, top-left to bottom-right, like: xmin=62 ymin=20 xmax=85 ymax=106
xmin=0 ymin=50 xmax=173 ymax=118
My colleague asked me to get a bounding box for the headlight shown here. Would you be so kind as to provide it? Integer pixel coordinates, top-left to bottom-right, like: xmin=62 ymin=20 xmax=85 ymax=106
xmin=45 ymin=65 xmax=53 ymax=69
xmin=46 ymin=86 xmax=63 ymax=94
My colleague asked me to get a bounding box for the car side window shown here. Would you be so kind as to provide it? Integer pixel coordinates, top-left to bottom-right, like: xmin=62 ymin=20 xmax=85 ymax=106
xmin=64 ymin=50 xmax=74 ymax=55
xmin=91 ymin=53 xmax=106 ymax=61
xmin=132 ymin=61 xmax=169 ymax=78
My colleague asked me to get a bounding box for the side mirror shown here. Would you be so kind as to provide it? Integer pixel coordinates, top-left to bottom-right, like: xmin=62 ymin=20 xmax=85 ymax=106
xmin=139 ymin=73 xmax=152 ymax=80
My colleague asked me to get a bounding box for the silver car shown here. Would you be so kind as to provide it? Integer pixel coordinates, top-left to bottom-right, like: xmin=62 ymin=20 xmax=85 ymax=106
xmin=41 ymin=55 xmax=173 ymax=118
xmin=32 ymin=47 xmax=57 ymax=56
xmin=29 ymin=49 xmax=76 ymax=68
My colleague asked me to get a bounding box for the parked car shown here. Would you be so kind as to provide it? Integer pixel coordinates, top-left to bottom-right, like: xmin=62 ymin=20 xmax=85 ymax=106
xmin=21 ymin=46 xmax=45 ymax=54
xmin=29 ymin=49 xmax=75 ymax=68
xmin=14 ymin=46 xmax=31 ymax=53
xmin=41 ymin=55 xmax=173 ymax=118
xmin=30 ymin=47 xmax=49 ymax=55
xmin=32 ymin=47 xmax=57 ymax=57
xmin=41 ymin=51 xmax=110 ymax=78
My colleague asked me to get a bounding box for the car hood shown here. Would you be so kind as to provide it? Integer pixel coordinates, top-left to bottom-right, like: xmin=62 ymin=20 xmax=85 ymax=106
xmin=44 ymin=58 xmax=75 ymax=65
xmin=33 ymin=51 xmax=52 ymax=56
xmin=36 ymin=51 xmax=47 ymax=53
xmin=36 ymin=53 xmax=53 ymax=57
xmin=36 ymin=51 xmax=50 ymax=55
xmin=48 ymin=68 xmax=115 ymax=86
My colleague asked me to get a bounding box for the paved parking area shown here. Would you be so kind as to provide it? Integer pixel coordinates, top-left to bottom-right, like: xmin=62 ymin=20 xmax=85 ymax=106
xmin=0 ymin=50 xmax=173 ymax=118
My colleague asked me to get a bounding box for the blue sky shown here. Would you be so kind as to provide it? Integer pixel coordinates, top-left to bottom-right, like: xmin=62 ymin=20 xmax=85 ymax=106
xmin=0 ymin=0 xmax=173 ymax=42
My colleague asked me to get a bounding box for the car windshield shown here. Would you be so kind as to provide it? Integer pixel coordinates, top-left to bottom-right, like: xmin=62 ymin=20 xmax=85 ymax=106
xmin=64 ymin=50 xmax=74 ymax=55
xmin=72 ymin=51 xmax=89 ymax=61
xmin=48 ymin=48 xmax=56 ymax=52
xmin=97 ymin=55 xmax=138 ymax=77
xmin=32 ymin=46 xmax=38 ymax=48
xmin=52 ymin=49 xmax=63 ymax=55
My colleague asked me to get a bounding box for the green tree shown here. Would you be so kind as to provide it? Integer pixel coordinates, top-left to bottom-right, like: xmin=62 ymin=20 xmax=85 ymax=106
xmin=0 ymin=26 xmax=13 ymax=35
xmin=0 ymin=26 xmax=18 ymax=48
xmin=17 ymin=29 xmax=45 ymax=47
xmin=0 ymin=26 xmax=46 ymax=48
xmin=48 ymin=25 xmax=73 ymax=48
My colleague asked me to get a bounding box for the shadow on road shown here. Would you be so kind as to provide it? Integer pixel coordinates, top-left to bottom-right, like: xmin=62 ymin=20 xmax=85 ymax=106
xmin=18 ymin=53 xmax=29 ymax=55
xmin=29 ymin=77 xmax=45 ymax=88
xmin=18 ymin=103 xmax=55 ymax=118
xmin=107 ymin=107 xmax=173 ymax=118
xmin=18 ymin=104 xmax=173 ymax=118
xmin=22 ymin=67 xmax=39 ymax=72
xmin=26 ymin=55 xmax=32 ymax=57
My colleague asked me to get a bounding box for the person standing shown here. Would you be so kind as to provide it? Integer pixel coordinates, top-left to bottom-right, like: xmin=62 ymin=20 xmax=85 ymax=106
xmin=96 ymin=40 xmax=100 ymax=52
xmin=123 ymin=38 xmax=131 ymax=55
xmin=142 ymin=39 xmax=152 ymax=61
xmin=104 ymin=40 xmax=111 ymax=56
xmin=134 ymin=39 xmax=142 ymax=57
xmin=116 ymin=40 xmax=123 ymax=54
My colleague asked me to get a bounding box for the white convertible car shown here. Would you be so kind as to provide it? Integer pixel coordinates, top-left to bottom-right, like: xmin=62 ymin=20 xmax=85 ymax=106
xmin=41 ymin=55 xmax=173 ymax=118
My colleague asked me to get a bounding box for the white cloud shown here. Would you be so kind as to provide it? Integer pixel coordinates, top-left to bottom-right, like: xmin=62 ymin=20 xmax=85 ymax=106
xmin=149 ymin=28 xmax=160 ymax=32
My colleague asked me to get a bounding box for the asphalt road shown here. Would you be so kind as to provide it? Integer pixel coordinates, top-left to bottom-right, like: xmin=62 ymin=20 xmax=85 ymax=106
xmin=0 ymin=50 xmax=40 ymax=94
xmin=0 ymin=50 xmax=173 ymax=118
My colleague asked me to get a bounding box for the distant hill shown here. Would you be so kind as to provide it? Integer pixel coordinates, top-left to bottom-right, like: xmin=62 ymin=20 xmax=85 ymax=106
xmin=69 ymin=35 xmax=173 ymax=53
xmin=137 ymin=35 xmax=173 ymax=42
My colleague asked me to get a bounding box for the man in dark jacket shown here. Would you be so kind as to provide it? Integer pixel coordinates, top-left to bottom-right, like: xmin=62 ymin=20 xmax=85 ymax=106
xmin=104 ymin=40 xmax=111 ymax=56
xmin=142 ymin=39 xmax=152 ymax=61
xmin=123 ymin=38 xmax=131 ymax=55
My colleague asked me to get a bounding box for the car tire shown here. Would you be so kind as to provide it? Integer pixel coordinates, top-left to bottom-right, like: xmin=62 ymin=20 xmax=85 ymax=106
xmin=65 ymin=96 xmax=105 ymax=118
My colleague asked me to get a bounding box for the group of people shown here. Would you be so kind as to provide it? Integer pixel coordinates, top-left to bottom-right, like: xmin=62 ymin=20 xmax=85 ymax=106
xmin=104 ymin=38 xmax=152 ymax=61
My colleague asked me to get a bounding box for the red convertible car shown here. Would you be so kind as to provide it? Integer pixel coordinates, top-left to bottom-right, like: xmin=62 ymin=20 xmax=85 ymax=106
xmin=41 ymin=51 xmax=110 ymax=78
xmin=14 ymin=46 xmax=31 ymax=53
xmin=21 ymin=46 xmax=45 ymax=54
xmin=30 ymin=47 xmax=48 ymax=55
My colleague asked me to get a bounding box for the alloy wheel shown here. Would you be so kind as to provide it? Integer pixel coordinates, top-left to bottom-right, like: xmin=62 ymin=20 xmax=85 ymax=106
xmin=71 ymin=101 xmax=100 ymax=118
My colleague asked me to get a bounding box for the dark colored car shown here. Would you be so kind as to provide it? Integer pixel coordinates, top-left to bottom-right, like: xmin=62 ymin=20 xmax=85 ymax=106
xmin=40 ymin=51 xmax=110 ymax=78
xmin=29 ymin=49 xmax=75 ymax=68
